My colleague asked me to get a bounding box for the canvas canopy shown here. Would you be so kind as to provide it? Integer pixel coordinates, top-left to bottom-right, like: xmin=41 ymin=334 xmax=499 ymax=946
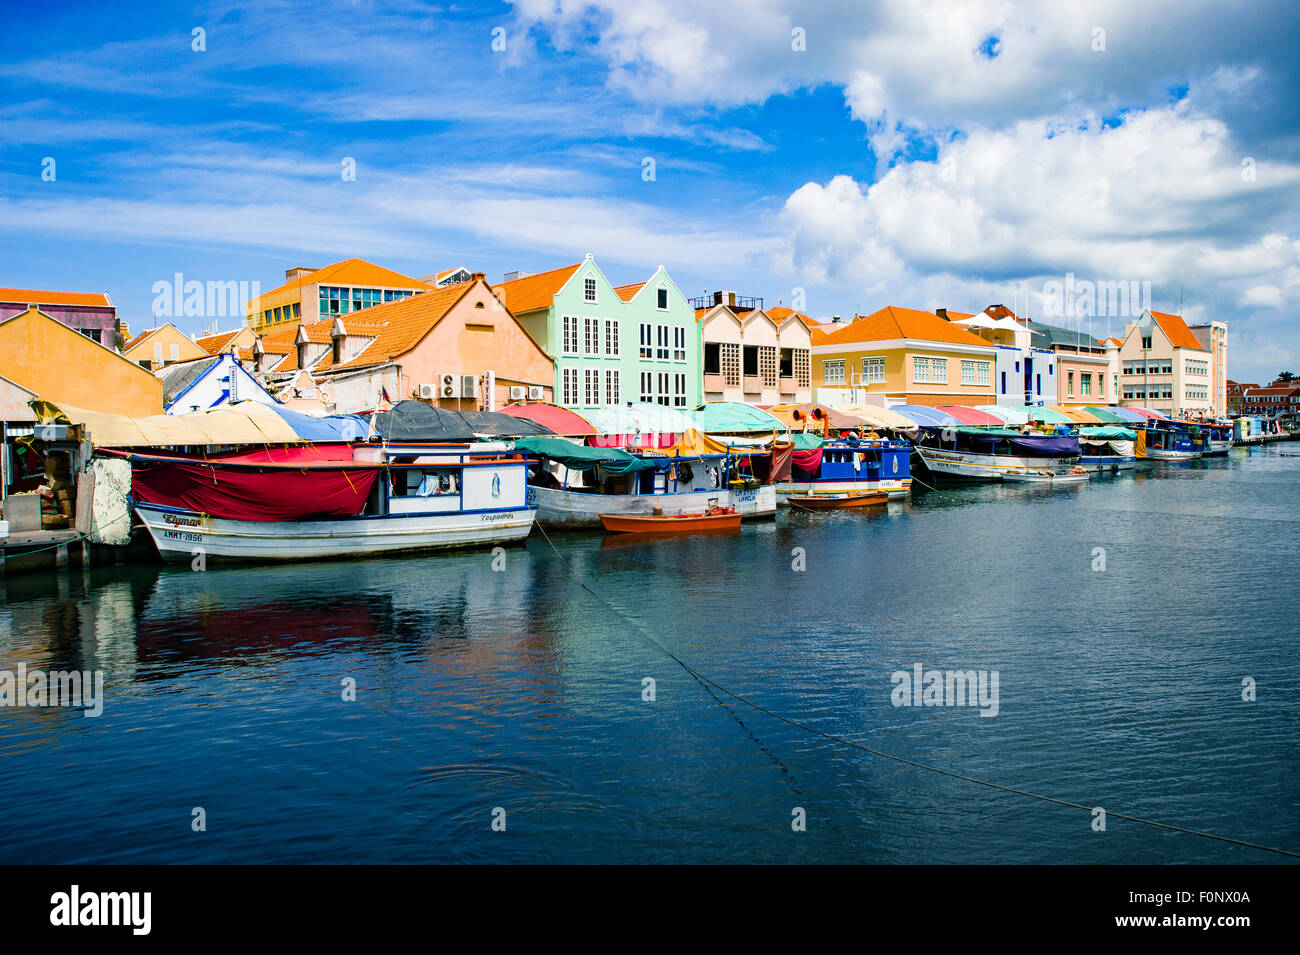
xmin=1103 ymin=407 xmax=1150 ymax=423
xmin=765 ymin=403 xmax=860 ymax=432
xmin=790 ymin=432 xmax=825 ymax=450
xmin=1050 ymin=406 xmax=1106 ymax=425
xmin=1079 ymin=426 xmax=1137 ymax=441
xmin=688 ymin=402 xmax=789 ymax=436
xmin=1018 ymin=406 xmax=1074 ymax=425
xmin=935 ymin=405 xmax=1004 ymax=426
xmin=586 ymin=402 xmax=694 ymax=441
xmin=498 ymin=402 xmax=597 ymax=436
xmin=513 ymin=436 xmax=658 ymax=473
xmin=970 ymin=405 xmax=1029 ymax=426
xmin=894 ymin=405 xmax=960 ymax=428
xmin=957 ymin=428 xmax=1080 ymax=455
xmin=1083 ymin=406 xmax=1130 ymax=423
xmin=265 ymin=404 xmax=371 ymax=442
xmin=32 ymin=398 xmax=303 ymax=448
xmin=832 ymin=404 xmax=918 ymax=432
xmin=373 ymin=400 xmax=553 ymax=442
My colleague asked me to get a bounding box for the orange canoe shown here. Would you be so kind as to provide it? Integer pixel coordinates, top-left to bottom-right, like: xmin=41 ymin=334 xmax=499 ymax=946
xmin=599 ymin=511 xmax=742 ymax=534
xmin=787 ymin=492 xmax=889 ymax=509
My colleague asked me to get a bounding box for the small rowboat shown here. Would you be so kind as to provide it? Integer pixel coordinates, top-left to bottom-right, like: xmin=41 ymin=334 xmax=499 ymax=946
xmin=1002 ymin=468 xmax=1090 ymax=484
xmin=787 ymin=492 xmax=889 ymax=509
xmin=599 ymin=509 xmax=741 ymax=534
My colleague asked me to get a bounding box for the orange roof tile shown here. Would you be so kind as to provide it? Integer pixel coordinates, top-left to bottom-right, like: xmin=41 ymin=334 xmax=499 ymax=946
xmin=1149 ymin=310 xmax=1206 ymax=351
xmin=491 ymin=263 xmax=580 ymax=314
xmin=768 ymin=306 xmax=815 ymax=326
xmin=0 ymin=287 xmax=111 ymax=307
xmin=123 ymin=326 xmax=166 ymax=352
xmin=254 ymin=258 xmax=430 ymax=301
xmin=614 ymin=281 xmax=646 ymax=303
xmin=330 ymin=283 xmax=483 ymax=371
xmin=195 ymin=329 xmax=241 ymax=354
xmin=816 ymin=306 xmax=994 ymax=348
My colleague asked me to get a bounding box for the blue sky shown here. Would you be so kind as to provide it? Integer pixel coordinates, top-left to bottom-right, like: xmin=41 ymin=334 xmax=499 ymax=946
xmin=2 ymin=0 xmax=1298 ymax=381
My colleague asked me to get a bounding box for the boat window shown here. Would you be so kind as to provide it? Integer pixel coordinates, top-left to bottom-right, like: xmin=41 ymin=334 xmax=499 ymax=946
xmin=393 ymin=469 xmax=460 ymax=496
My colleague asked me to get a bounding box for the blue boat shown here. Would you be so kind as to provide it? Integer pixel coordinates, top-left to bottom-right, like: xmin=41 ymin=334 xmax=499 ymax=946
xmin=777 ymin=437 xmax=912 ymax=502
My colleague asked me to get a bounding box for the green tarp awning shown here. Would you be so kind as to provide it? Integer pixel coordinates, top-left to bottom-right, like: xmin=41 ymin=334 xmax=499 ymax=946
xmin=514 ymin=437 xmax=659 ymax=473
xmin=790 ymin=432 xmax=825 ymax=450
xmin=1079 ymin=426 xmax=1137 ymax=440
xmin=688 ymin=402 xmax=789 ymax=435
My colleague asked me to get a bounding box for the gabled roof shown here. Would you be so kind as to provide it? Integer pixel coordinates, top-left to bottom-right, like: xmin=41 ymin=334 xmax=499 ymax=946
xmin=0 ymin=287 xmax=112 ymax=308
xmin=1026 ymin=320 xmax=1103 ymax=350
xmin=124 ymin=326 xmax=163 ymax=351
xmin=159 ymin=355 xmax=222 ymax=403
xmin=1149 ymin=310 xmax=1206 ymax=351
xmin=614 ymin=281 xmax=646 ymax=303
xmin=491 ymin=263 xmax=580 ymax=314
xmin=816 ymin=306 xmax=993 ymax=348
xmin=195 ymin=329 xmax=243 ymax=354
xmin=767 ymin=306 xmax=815 ymax=330
xmin=328 ymin=282 xmax=484 ymax=371
xmin=255 ymin=258 xmax=431 ymax=300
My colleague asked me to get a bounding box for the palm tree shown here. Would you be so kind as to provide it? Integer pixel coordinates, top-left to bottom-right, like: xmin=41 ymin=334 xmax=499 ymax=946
xmin=1278 ymin=371 xmax=1296 ymax=382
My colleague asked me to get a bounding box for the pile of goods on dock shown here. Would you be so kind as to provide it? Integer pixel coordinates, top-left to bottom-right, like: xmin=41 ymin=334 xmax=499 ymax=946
xmin=38 ymin=451 xmax=74 ymax=530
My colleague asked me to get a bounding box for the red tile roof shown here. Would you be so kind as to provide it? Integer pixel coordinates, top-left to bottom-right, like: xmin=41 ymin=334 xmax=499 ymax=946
xmin=0 ymin=287 xmax=112 ymax=307
xmin=491 ymin=263 xmax=580 ymax=314
xmin=614 ymin=282 xmax=646 ymax=303
xmin=1149 ymin=310 xmax=1206 ymax=350
xmin=195 ymin=329 xmax=242 ymax=354
xmin=815 ymin=306 xmax=993 ymax=348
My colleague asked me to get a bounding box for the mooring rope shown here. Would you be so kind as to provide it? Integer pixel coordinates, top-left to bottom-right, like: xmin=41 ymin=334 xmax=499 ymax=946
xmin=531 ymin=520 xmax=1300 ymax=860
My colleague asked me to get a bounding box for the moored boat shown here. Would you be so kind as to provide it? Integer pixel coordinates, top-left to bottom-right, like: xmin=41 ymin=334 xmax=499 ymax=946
xmin=599 ymin=507 xmax=741 ymax=534
xmin=1078 ymin=426 xmax=1138 ymax=473
xmin=786 ymin=491 xmax=889 ymax=509
xmin=913 ymin=426 xmax=1081 ymax=482
xmin=1002 ymin=466 xmax=1090 ymax=484
xmin=125 ymin=443 xmax=536 ymax=562
xmin=776 ymin=437 xmax=912 ymax=502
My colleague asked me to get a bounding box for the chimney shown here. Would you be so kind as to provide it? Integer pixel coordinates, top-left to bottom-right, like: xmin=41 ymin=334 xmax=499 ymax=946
xmin=935 ymin=308 xmax=949 ymax=320
xmin=712 ymin=291 xmax=737 ymax=307
xmin=832 ymin=315 xmax=842 ymax=324
xmin=502 ymin=270 xmax=532 ymax=282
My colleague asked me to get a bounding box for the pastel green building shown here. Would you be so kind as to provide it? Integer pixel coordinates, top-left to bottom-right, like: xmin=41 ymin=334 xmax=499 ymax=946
xmin=493 ymin=254 xmax=701 ymax=414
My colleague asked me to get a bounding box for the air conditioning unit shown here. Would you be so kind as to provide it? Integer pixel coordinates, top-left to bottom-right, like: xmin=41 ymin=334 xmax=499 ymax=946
xmin=418 ymin=383 xmax=437 ymax=400
xmin=509 ymin=386 xmax=526 ymax=401
xmin=461 ymin=375 xmax=478 ymax=398
xmin=528 ymin=386 xmax=545 ymax=401
xmin=440 ymin=373 xmax=459 ymax=399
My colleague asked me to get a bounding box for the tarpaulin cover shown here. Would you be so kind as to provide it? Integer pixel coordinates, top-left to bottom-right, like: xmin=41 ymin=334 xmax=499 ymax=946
xmin=1078 ymin=426 xmax=1137 ymax=441
xmin=687 ymin=402 xmax=789 ymax=435
xmin=934 ymin=405 xmax=1004 ymax=426
xmin=33 ymin=398 xmax=302 ymax=448
xmin=770 ymin=442 xmax=794 ymax=482
xmin=373 ymin=400 xmax=553 ymax=442
xmin=1016 ymin=406 xmax=1073 ymax=424
xmin=792 ymin=448 xmax=823 ymax=473
xmin=790 ymin=432 xmax=825 ymax=450
xmin=130 ymin=456 xmax=380 ymax=521
xmin=959 ymin=431 xmax=1080 ymax=455
xmin=1104 ymin=407 xmax=1150 ymax=423
xmin=833 ymin=404 xmax=919 ymax=432
xmin=1083 ymin=406 xmax=1130 ymax=423
xmin=587 ymin=403 xmax=695 ymax=439
xmin=265 ymin=404 xmax=370 ymax=442
xmin=1129 ymin=407 xmax=1170 ymax=420
xmin=498 ymin=402 xmax=597 ymax=436
xmin=513 ymin=436 xmax=658 ymax=473
xmin=765 ymin=403 xmax=859 ymax=431
xmin=666 ymin=428 xmax=732 ymax=456
xmin=894 ymin=405 xmax=960 ymax=428
xmin=1050 ymin=406 xmax=1106 ymax=425
xmin=971 ymin=404 xmax=1030 ymax=426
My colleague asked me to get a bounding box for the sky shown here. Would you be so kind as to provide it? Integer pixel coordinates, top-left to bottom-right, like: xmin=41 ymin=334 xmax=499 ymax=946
xmin=2 ymin=0 xmax=1297 ymax=383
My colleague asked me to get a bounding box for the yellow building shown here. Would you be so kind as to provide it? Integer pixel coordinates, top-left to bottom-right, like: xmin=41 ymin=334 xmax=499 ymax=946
xmin=0 ymin=306 xmax=163 ymax=416
xmin=811 ymin=306 xmax=998 ymax=407
xmin=246 ymin=258 xmax=431 ymax=334
xmin=121 ymin=323 xmax=209 ymax=371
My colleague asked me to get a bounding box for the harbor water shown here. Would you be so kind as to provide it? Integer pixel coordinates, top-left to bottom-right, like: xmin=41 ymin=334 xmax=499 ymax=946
xmin=1 ymin=446 xmax=1297 ymax=863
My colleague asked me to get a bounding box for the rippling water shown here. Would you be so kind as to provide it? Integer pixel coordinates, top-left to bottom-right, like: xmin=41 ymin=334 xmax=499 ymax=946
xmin=2 ymin=446 xmax=1297 ymax=863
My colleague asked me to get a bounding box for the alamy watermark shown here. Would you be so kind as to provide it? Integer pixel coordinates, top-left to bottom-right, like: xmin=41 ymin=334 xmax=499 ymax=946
xmin=1041 ymin=273 xmax=1151 ymax=320
xmin=890 ymin=663 xmax=999 ymax=717
xmin=152 ymin=272 xmax=260 ymax=319
xmin=0 ymin=665 xmax=104 ymax=717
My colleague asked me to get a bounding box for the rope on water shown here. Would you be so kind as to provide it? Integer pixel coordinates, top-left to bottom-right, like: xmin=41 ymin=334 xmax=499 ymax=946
xmin=531 ymin=520 xmax=1300 ymax=860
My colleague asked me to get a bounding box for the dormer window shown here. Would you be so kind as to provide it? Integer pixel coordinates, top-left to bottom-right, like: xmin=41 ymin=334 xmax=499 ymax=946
xmin=584 ymin=277 xmax=597 ymax=303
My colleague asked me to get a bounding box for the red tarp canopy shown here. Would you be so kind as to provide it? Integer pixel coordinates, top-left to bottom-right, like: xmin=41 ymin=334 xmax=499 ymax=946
xmin=498 ymin=402 xmax=597 ymax=436
xmin=129 ymin=455 xmax=381 ymax=522
xmin=935 ymin=405 xmax=1004 ymax=426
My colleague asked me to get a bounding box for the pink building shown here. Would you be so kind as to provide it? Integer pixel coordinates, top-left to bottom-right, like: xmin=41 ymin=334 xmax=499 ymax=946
xmin=0 ymin=288 xmax=119 ymax=347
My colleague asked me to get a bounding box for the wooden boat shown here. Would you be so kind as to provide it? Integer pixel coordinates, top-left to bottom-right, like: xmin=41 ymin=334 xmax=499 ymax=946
xmin=1002 ymin=467 xmax=1090 ymax=484
xmin=776 ymin=438 xmax=912 ymax=502
xmin=787 ymin=491 xmax=889 ymax=509
xmin=124 ymin=443 xmax=537 ymax=562
xmin=599 ymin=508 xmax=741 ymax=534
xmin=913 ymin=427 xmax=1080 ymax=482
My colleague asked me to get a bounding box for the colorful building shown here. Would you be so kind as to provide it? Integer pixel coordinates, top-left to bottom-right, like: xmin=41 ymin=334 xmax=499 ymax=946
xmin=245 ymin=258 xmax=431 ymax=334
xmin=1117 ymin=309 xmax=1216 ymax=417
xmin=812 ymin=306 xmax=999 ymax=407
xmin=695 ymin=294 xmax=813 ymax=404
xmin=159 ymin=352 xmax=278 ymax=413
xmin=493 ymin=256 xmax=700 ymax=413
xmin=120 ymin=323 xmax=210 ymax=371
xmin=1019 ymin=320 xmax=1113 ymax=406
xmin=0 ymin=306 xmax=162 ymax=416
xmin=252 ymin=274 xmax=555 ymax=415
xmin=1189 ymin=321 xmax=1229 ymax=416
xmin=0 ymin=287 xmax=119 ymax=346
xmin=1240 ymin=381 xmax=1299 ymax=421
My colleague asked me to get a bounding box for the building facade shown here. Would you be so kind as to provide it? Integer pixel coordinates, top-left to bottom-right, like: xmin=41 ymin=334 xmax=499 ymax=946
xmin=1240 ymin=382 xmax=1299 ymax=421
xmin=812 ymin=306 xmax=998 ymax=407
xmin=494 ymin=256 xmax=700 ymax=414
xmin=246 ymin=258 xmax=430 ymax=334
xmin=696 ymin=295 xmax=813 ymax=404
xmin=121 ymin=323 xmax=210 ymax=371
xmin=1190 ymin=321 xmax=1229 ymax=416
xmin=0 ymin=288 xmax=119 ymax=346
xmin=1117 ymin=310 xmax=1216 ymax=417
